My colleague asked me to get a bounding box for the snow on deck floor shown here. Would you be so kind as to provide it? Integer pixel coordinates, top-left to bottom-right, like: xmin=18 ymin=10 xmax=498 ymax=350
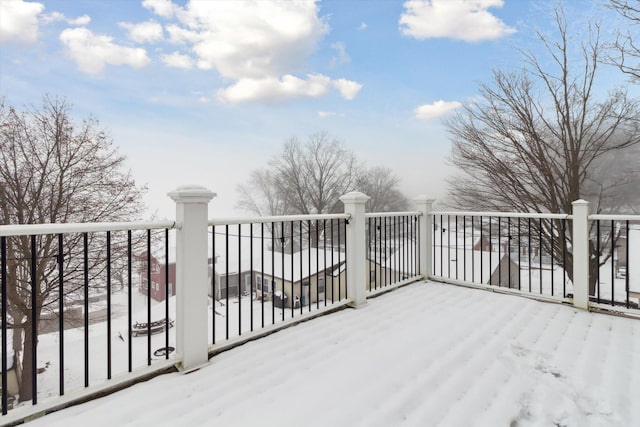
xmin=24 ymin=282 xmax=640 ymax=427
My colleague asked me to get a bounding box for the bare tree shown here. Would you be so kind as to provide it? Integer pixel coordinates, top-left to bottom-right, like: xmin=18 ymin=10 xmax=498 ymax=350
xmin=237 ymin=133 xmax=412 ymax=249
xmin=608 ymin=0 xmax=640 ymax=81
xmin=445 ymin=6 xmax=640 ymax=295
xmin=0 ymin=96 xmax=146 ymax=401
xmin=357 ymin=166 xmax=410 ymax=212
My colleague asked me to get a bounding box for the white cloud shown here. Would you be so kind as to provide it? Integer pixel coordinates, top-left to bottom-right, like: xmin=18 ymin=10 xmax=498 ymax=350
xmin=332 ymin=79 xmax=362 ymax=100
xmin=42 ymin=12 xmax=90 ymax=26
xmin=60 ymin=27 xmax=150 ymax=74
xmin=358 ymin=22 xmax=367 ymax=31
xmin=142 ymin=0 xmax=362 ymax=104
xmin=42 ymin=11 xmax=64 ymax=24
xmin=161 ymin=51 xmax=194 ymax=69
xmin=218 ymin=74 xmax=362 ymax=104
xmin=0 ymin=0 xmax=44 ymax=44
xmin=68 ymin=14 xmax=91 ymax=26
xmin=330 ymin=42 xmax=350 ymax=67
xmin=142 ymin=0 xmax=180 ymax=18
xmin=399 ymin=0 xmax=516 ymax=42
xmin=414 ymin=100 xmax=461 ymax=120
xmin=119 ymin=20 xmax=163 ymax=43
xmin=217 ymin=74 xmax=331 ymax=103
xmin=177 ymin=1 xmax=329 ymax=79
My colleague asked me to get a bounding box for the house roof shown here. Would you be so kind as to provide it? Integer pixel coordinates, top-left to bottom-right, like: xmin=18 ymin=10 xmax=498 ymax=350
xmin=25 ymin=281 xmax=640 ymax=427
xmin=214 ymin=245 xmax=345 ymax=282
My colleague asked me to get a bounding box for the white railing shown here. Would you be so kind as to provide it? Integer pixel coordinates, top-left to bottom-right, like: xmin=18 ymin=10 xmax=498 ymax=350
xmin=1 ymin=187 xmax=425 ymax=423
xmin=4 ymin=186 xmax=635 ymax=424
xmin=428 ymin=200 xmax=640 ymax=315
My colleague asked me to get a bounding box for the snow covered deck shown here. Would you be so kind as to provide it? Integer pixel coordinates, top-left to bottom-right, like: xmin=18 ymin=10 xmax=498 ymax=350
xmin=25 ymin=281 xmax=640 ymax=427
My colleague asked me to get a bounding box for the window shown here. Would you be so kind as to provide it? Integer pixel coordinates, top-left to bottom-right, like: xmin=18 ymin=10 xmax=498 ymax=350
xmin=318 ymin=277 xmax=325 ymax=293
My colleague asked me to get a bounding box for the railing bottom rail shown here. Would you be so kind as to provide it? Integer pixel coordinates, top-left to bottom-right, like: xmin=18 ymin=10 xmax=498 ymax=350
xmin=429 ymin=276 xmax=572 ymax=306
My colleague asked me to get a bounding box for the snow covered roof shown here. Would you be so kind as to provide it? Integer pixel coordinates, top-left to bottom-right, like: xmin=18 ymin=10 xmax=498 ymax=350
xmin=214 ymin=246 xmax=345 ymax=282
xmin=24 ymin=281 xmax=640 ymax=427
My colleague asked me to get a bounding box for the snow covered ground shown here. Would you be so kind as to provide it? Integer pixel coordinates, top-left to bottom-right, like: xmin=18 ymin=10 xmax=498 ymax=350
xmin=22 ymin=281 xmax=640 ymax=427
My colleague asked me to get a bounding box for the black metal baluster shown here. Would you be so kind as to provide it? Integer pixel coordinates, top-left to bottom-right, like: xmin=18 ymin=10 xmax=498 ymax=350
xmin=447 ymin=215 xmax=451 ymax=279
xmin=281 ymin=221 xmax=285 ymax=321
xmin=238 ymin=224 xmax=242 ymax=335
xmin=455 ymin=215 xmax=458 ymax=280
xmin=146 ymin=230 xmax=151 ymax=365
xmin=290 ymin=221 xmax=294 ymax=317
xmin=471 ymin=217 xmax=475 ymax=283
xmin=507 ymin=218 xmax=511 ymax=289
xmin=489 ymin=217 xmax=492 ymax=285
xmin=379 ymin=218 xmax=383 ymax=287
xmin=165 ymin=229 xmax=169 ymax=358
xmin=250 ymin=224 xmax=254 ymax=332
xmin=58 ymin=234 xmax=64 ymax=395
xmin=212 ymin=225 xmax=216 ymax=344
xmin=611 ymin=220 xmax=615 ymax=306
xmin=272 ymin=222 xmax=275 ymax=324
xmin=1 ymin=236 xmax=7 ymax=414
xmin=480 ymin=216 xmax=483 ymax=284
xmin=562 ymin=219 xmax=567 ymax=298
xmin=528 ymin=218 xmax=532 ymax=293
xmin=331 ymin=219 xmax=335 ymax=303
xmin=83 ymin=233 xmax=89 ymax=389
xmin=343 ymin=219 xmax=348 ymax=297
xmin=308 ymin=220 xmax=312 ymax=312
xmin=550 ymin=220 xmax=554 ymax=297
xmin=226 ymin=224 xmax=229 ymax=339
xmin=596 ymin=220 xmax=600 ymax=303
xmin=337 ymin=219 xmax=342 ymax=300
xmin=517 ymin=218 xmax=521 ymax=291
xmin=369 ymin=217 xmax=373 ymax=291
xmin=127 ymin=231 xmax=132 ymax=372
xmin=261 ymin=223 xmax=265 ymax=328
xmin=106 ymin=231 xmax=112 ymax=379
xmin=323 ymin=219 xmax=327 ymax=306
xmin=299 ymin=220 xmax=303 ymax=312
xmin=432 ymin=215 xmax=442 ymax=276
xmin=625 ymin=220 xmax=630 ymax=308
xmin=539 ymin=218 xmax=543 ymax=294
xmin=463 ymin=216 xmax=466 ymax=282
xmin=315 ymin=220 xmax=319 ymax=309
xmin=498 ymin=217 xmax=501 ymax=287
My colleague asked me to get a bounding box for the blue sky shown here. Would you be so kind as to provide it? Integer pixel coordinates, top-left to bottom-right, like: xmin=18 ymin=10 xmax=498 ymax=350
xmin=0 ymin=0 xmax=633 ymax=218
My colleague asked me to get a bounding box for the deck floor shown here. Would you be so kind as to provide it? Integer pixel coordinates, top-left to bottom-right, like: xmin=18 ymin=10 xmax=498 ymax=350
xmin=24 ymin=282 xmax=640 ymax=427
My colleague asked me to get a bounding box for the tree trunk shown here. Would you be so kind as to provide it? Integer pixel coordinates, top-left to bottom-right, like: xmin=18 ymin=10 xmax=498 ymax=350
xmin=18 ymin=316 xmax=39 ymax=403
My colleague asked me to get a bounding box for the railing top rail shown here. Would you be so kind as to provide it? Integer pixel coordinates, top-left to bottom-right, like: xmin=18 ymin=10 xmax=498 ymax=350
xmin=429 ymin=211 xmax=571 ymax=220
xmin=0 ymin=220 xmax=176 ymax=237
xmin=589 ymin=214 xmax=640 ymax=221
xmin=365 ymin=211 xmax=421 ymax=218
xmin=209 ymin=213 xmax=350 ymax=226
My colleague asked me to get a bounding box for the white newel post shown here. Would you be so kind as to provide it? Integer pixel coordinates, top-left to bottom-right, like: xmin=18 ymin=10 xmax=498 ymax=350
xmin=168 ymin=185 xmax=216 ymax=371
xmin=572 ymin=199 xmax=590 ymax=310
xmin=340 ymin=191 xmax=370 ymax=308
xmin=414 ymin=196 xmax=435 ymax=279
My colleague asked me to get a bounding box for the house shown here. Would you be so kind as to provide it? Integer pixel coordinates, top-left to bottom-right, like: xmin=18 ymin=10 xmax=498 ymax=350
xmin=135 ymin=253 xmax=176 ymax=302
xmin=210 ymin=246 xmax=347 ymax=308
xmin=488 ymin=255 xmax=521 ymax=288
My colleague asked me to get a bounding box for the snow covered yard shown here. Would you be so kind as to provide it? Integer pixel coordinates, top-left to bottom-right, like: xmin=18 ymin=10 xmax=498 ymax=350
xmin=23 ymin=282 xmax=640 ymax=427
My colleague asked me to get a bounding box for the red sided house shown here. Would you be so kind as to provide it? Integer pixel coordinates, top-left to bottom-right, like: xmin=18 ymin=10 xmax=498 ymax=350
xmin=136 ymin=253 xmax=176 ymax=302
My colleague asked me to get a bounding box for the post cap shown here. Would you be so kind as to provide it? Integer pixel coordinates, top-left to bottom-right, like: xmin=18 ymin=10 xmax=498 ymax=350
xmin=339 ymin=191 xmax=371 ymax=204
xmin=168 ymin=185 xmax=217 ymax=203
